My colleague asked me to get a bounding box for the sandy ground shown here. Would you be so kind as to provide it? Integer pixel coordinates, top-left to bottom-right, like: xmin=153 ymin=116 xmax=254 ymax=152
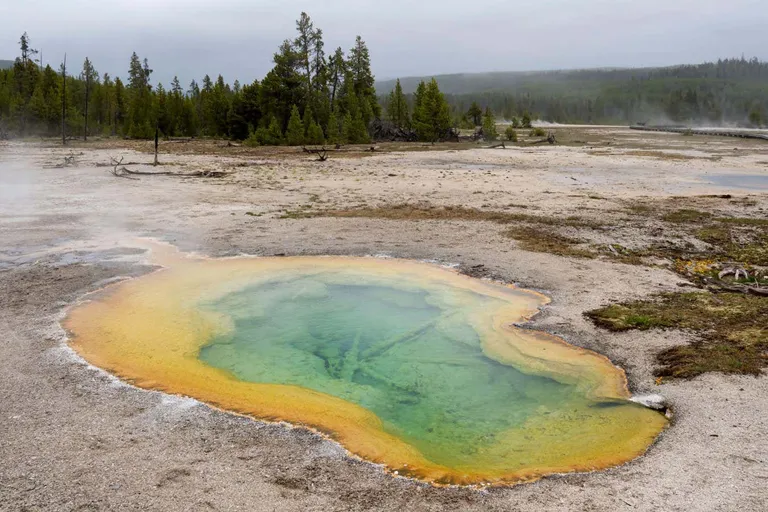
xmin=1 ymin=129 xmax=767 ymax=511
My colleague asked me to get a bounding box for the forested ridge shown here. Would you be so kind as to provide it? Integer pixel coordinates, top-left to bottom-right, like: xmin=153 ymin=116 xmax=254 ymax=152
xmin=378 ymin=60 xmax=768 ymax=126
xmin=2 ymin=14 xmax=767 ymax=144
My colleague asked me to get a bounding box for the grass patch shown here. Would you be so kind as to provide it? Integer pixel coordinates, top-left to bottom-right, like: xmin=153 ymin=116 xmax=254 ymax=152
xmin=727 ymin=236 xmax=768 ymax=266
xmin=281 ymin=204 xmax=602 ymax=259
xmin=620 ymin=200 xmax=768 ymax=268
xmin=299 ymin=204 xmax=602 ymax=229
xmin=622 ymin=150 xmax=721 ymax=162
xmin=663 ymin=209 xmax=713 ymax=223
xmin=503 ymin=227 xmax=595 ymax=258
xmin=717 ymin=217 xmax=768 ymax=227
xmin=586 ymin=292 xmax=768 ymax=378
xmin=696 ymin=226 xmax=731 ymax=245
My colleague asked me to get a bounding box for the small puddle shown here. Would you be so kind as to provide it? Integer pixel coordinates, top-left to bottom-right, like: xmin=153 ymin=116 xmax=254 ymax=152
xmin=705 ymin=173 xmax=768 ymax=191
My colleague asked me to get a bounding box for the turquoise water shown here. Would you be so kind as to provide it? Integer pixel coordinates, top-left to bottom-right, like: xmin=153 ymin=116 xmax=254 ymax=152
xmin=198 ymin=273 xmax=611 ymax=468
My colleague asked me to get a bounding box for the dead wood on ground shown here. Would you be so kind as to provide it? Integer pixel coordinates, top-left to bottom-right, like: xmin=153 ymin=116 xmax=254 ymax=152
xmin=107 ymin=157 xmax=228 ymax=179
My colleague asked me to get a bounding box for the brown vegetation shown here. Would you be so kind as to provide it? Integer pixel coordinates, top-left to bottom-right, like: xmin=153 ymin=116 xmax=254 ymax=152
xmin=587 ymin=293 xmax=767 ymax=378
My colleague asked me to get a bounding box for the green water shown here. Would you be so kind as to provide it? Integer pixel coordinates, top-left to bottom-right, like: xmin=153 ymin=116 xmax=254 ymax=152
xmin=198 ymin=273 xmax=635 ymax=468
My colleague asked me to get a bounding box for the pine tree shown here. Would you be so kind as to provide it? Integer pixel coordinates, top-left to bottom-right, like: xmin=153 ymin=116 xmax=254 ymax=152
xmin=412 ymin=81 xmax=427 ymax=127
xmin=328 ymin=47 xmax=346 ymax=111
xmin=259 ymin=40 xmax=305 ymax=132
xmin=482 ymin=107 xmax=498 ymax=140
xmin=266 ymin=116 xmax=284 ymax=145
xmin=302 ymin=104 xmax=314 ymax=131
xmin=349 ymin=111 xmax=370 ymax=144
xmin=294 ymin=12 xmax=322 ymax=100
xmin=285 ymin=105 xmax=304 ymax=145
xmin=386 ymin=79 xmax=410 ymax=129
xmin=114 ymin=77 xmax=125 ymax=135
xmin=126 ymin=52 xmax=153 ymax=138
xmin=347 ymin=36 xmax=379 ymax=123
xmin=340 ymin=111 xmax=352 ymax=144
xmin=155 ymin=83 xmax=170 ymax=135
xmin=80 ymin=57 xmax=97 ymax=140
xmin=326 ymin=111 xmax=340 ymax=144
xmin=467 ymin=102 xmax=482 ymax=126
xmin=254 ymin=115 xmax=284 ymax=146
xmin=413 ymin=79 xmax=451 ymax=142
xmin=306 ymin=120 xmax=324 ymax=144
xmin=521 ymin=112 xmax=532 ymax=129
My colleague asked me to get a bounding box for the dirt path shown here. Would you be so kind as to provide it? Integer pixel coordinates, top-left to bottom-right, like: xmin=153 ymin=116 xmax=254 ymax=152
xmin=1 ymin=132 xmax=766 ymax=511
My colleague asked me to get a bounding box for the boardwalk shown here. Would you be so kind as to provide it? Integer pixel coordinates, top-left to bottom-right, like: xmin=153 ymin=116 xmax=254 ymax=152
xmin=630 ymin=125 xmax=768 ymax=141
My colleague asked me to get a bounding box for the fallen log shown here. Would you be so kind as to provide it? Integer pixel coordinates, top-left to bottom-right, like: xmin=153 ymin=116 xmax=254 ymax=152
xmin=107 ymin=157 xmax=228 ymax=178
xmin=703 ymin=277 xmax=768 ymax=297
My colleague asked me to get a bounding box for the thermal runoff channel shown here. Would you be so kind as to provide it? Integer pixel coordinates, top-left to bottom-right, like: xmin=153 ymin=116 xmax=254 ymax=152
xmin=65 ymin=245 xmax=667 ymax=485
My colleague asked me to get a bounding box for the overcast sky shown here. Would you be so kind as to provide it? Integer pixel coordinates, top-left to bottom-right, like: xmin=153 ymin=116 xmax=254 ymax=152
xmin=3 ymin=0 xmax=767 ymax=87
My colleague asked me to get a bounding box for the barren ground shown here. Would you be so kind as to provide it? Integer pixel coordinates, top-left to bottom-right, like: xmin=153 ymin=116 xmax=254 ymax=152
xmin=1 ymin=127 xmax=767 ymax=511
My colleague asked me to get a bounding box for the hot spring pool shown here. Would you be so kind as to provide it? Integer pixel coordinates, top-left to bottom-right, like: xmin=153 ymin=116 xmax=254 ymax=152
xmin=65 ymin=242 xmax=667 ymax=485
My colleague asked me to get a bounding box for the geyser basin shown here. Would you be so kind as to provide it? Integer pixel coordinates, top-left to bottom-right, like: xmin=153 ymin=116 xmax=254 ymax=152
xmin=65 ymin=243 xmax=667 ymax=485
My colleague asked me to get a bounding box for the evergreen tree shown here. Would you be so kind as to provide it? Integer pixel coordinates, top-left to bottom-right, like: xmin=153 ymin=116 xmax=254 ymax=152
xmin=349 ymin=111 xmax=369 ymax=143
xmin=327 ymin=47 xmax=346 ymax=111
xmin=80 ymin=57 xmax=97 ymax=140
xmin=285 ymin=104 xmax=304 ymax=145
xmin=126 ymin=52 xmax=153 ymax=138
xmin=227 ymin=93 xmax=248 ymax=140
xmin=155 ymin=82 xmax=170 ymax=135
xmin=265 ymin=115 xmax=284 ymax=145
xmin=347 ymin=36 xmax=379 ymax=123
xmin=306 ymin=120 xmax=324 ymax=144
xmin=113 ymin=77 xmax=125 ymax=135
xmin=238 ymin=80 xmax=262 ymax=130
xmin=302 ymin=104 xmax=314 ymax=131
xmin=482 ymin=107 xmax=498 ymax=140
xmin=12 ymin=33 xmax=41 ymax=134
xmin=340 ymin=111 xmax=352 ymax=144
xmin=294 ymin=13 xmax=319 ymax=97
xmin=521 ymin=112 xmax=533 ymax=129
xmin=413 ymin=79 xmax=451 ymax=142
xmin=168 ymin=76 xmax=184 ymax=135
xmin=326 ymin=110 xmax=340 ymax=144
xmin=253 ymin=115 xmax=284 ymax=146
xmin=259 ymin=40 xmax=305 ymax=132
xmin=386 ymin=79 xmax=410 ymax=128
xmin=467 ymin=102 xmax=482 ymax=126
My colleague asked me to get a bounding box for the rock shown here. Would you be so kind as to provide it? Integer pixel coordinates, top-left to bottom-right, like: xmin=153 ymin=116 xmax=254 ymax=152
xmin=630 ymin=393 xmax=668 ymax=411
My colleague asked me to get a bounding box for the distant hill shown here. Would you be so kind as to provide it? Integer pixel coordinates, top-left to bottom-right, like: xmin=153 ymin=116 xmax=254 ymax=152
xmin=376 ymin=58 xmax=768 ymax=126
xmin=0 ymin=60 xmax=14 ymax=70
xmin=375 ymin=60 xmax=768 ymax=96
xmin=376 ymin=67 xmax=654 ymax=95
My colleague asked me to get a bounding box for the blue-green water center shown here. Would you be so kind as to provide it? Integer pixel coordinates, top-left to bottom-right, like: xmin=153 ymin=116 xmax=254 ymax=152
xmin=199 ymin=273 xmax=656 ymax=471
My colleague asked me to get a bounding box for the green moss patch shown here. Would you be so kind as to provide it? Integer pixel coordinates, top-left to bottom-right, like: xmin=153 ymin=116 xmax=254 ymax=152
xmin=301 ymin=204 xmax=601 ymax=228
xmin=502 ymin=227 xmax=595 ymax=258
xmin=587 ymin=292 xmax=768 ymax=378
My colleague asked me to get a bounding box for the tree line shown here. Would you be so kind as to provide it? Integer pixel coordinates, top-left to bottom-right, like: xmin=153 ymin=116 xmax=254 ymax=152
xmin=0 ymin=21 xmax=463 ymax=145
xmin=4 ymin=23 xmax=766 ymax=144
xmin=392 ymin=58 xmax=768 ymax=127
xmin=0 ymin=15 xmax=391 ymax=145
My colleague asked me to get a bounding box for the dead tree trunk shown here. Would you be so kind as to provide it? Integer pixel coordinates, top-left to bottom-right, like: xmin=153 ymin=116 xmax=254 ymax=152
xmin=61 ymin=54 xmax=67 ymax=146
xmin=84 ymin=72 xmax=89 ymax=141
xmin=153 ymin=125 xmax=159 ymax=166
